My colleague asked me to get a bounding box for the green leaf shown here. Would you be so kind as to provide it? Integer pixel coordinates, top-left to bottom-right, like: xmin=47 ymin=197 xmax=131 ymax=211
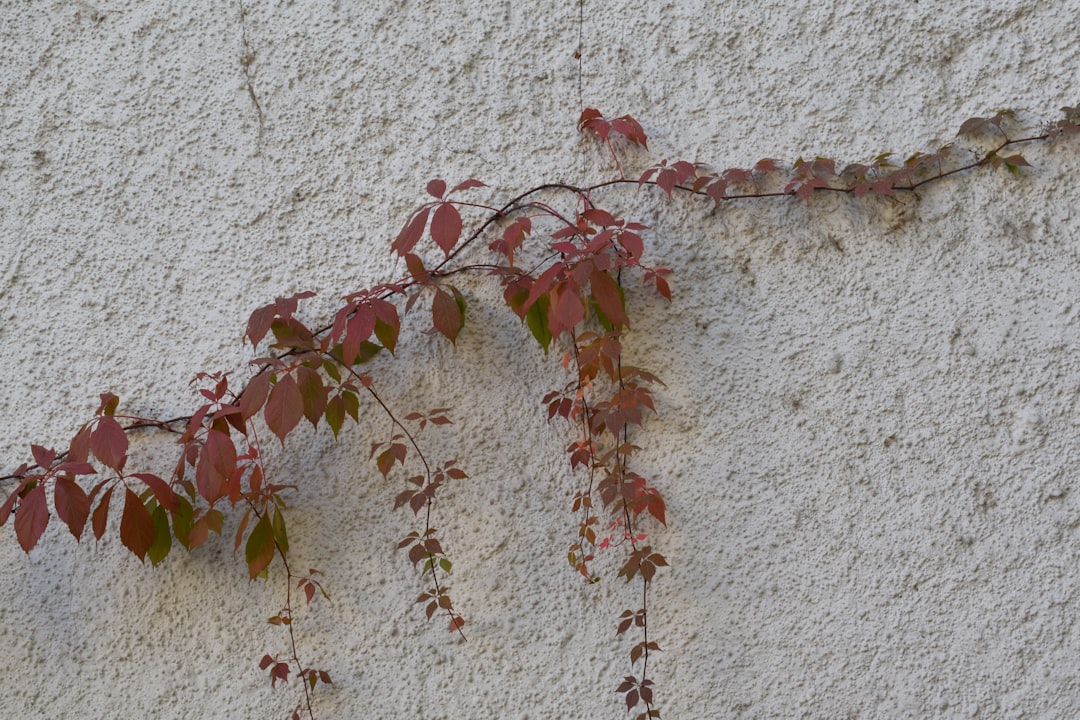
xmin=272 ymin=506 xmax=289 ymax=556
xmin=148 ymin=504 xmax=172 ymax=565
xmin=341 ymin=390 xmax=360 ymax=422
xmin=325 ymin=395 xmax=345 ymax=438
xmin=171 ymin=496 xmax=194 ymax=549
xmin=245 ymin=513 xmax=275 ymax=579
xmin=432 ymin=287 xmax=464 ymax=343
xmin=525 ymin=294 xmax=551 ymax=351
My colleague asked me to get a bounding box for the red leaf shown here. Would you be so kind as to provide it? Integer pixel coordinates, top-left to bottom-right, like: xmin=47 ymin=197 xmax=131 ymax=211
xmin=120 ymin=488 xmax=155 ymax=561
xmin=197 ymin=430 xmax=236 ymax=502
xmin=611 ymin=115 xmax=648 ymax=148
xmin=0 ymin=479 xmax=29 ymax=527
xmin=246 ymin=304 xmax=277 ymax=346
xmin=391 ymin=207 xmax=431 ymax=257
xmin=550 ymin=282 xmax=584 ymax=337
xmin=30 ymin=445 xmax=55 ymax=470
xmin=68 ymin=424 xmax=92 ymax=464
xmin=577 ymin=107 xmax=610 ymax=139
xmin=431 ymin=287 xmax=464 ymax=343
xmin=54 ymin=476 xmax=90 ymax=540
xmin=239 ymin=371 xmax=271 ymax=420
xmin=14 ymin=484 xmax=49 ymax=552
xmin=131 ymin=473 xmax=178 ymax=512
xmin=431 ymin=203 xmax=462 ymax=256
xmin=92 ymin=486 xmax=114 ymax=540
xmin=90 ymin=416 xmax=128 ymax=471
xmin=426 ymin=178 xmax=447 ymax=199
xmin=619 ymin=231 xmax=644 ymax=260
xmin=582 ymin=208 xmax=617 ymax=227
xmin=449 ymin=178 xmax=486 ymax=194
xmin=524 ymin=263 xmax=564 ymax=313
xmin=265 ymin=374 xmax=304 ymax=444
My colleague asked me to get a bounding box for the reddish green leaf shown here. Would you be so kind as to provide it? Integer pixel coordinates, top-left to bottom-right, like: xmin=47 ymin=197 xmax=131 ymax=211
xmin=97 ymin=392 xmax=120 ymax=416
xmin=265 ymin=374 xmax=304 ymax=444
xmin=54 ymin=476 xmax=90 ymax=540
xmin=295 ymin=366 xmax=328 ymax=428
xmin=432 ymin=287 xmax=464 ymax=343
xmin=14 ymin=484 xmax=48 ymax=553
xmin=245 ymin=513 xmax=275 ymax=579
xmin=131 ymin=473 xmax=177 ymax=512
xmin=342 ymin=307 xmax=376 ymax=366
xmin=404 ymin=253 xmax=429 ymax=282
xmin=120 ymin=488 xmax=155 ymax=561
xmin=90 ymin=416 xmax=128 ymax=471
xmin=431 ymin=203 xmax=462 ymax=256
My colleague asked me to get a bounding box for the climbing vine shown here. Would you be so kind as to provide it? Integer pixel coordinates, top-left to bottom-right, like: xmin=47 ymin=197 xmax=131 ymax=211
xmin=2 ymin=105 xmax=1077 ymax=719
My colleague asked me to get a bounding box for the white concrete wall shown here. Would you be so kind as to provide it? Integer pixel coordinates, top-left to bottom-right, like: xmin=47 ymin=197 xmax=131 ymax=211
xmin=2 ymin=1 xmax=1080 ymax=718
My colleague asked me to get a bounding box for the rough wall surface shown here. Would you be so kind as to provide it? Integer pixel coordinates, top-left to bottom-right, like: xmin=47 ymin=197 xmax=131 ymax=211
xmin=2 ymin=1 xmax=1080 ymax=718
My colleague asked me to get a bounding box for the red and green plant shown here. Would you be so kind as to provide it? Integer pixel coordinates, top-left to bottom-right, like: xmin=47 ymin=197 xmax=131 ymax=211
xmin=2 ymin=104 xmax=1077 ymax=719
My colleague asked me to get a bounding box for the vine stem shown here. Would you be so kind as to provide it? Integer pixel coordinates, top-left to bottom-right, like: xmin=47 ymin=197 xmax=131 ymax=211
xmin=245 ymin=417 xmax=317 ymax=720
xmin=332 ymin=356 xmax=466 ymax=641
xmin=4 ymin=124 xmax=1052 ymax=487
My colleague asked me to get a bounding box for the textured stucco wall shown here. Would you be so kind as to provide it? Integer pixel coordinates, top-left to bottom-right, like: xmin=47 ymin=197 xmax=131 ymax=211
xmin=2 ymin=1 xmax=1080 ymax=718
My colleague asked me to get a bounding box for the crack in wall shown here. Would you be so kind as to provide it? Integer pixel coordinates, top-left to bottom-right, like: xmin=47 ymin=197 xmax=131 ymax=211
xmin=237 ymin=0 xmax=265 ymax=152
